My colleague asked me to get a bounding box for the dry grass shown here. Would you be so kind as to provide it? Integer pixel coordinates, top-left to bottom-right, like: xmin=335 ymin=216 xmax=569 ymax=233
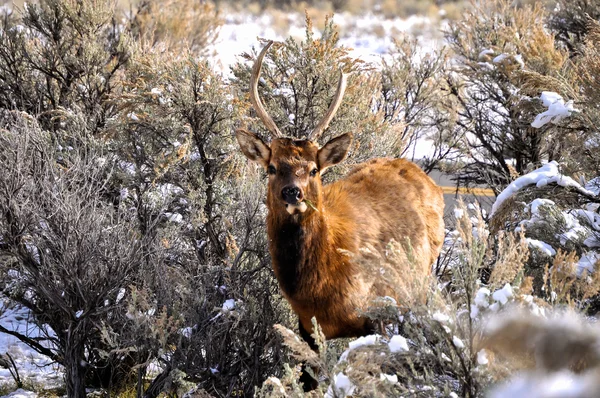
xmin=488 ymin=230 xmax=529 ymax=289
xmin=129 ymin=0 xmax=221 ymax=54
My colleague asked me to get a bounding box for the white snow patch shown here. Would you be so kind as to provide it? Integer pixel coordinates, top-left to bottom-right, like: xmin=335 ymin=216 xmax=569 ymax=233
xmin=165 ymin=212 xmax=183 ymax=223
xmin=326 ymin=372 xmax=356 ymax=397
xmin=432 ymin=312 xmax=451 ymax=324
xmin=380 ymin=373 xmax=399 ymax=383
xmin=586 ymin=177 xmax=600 ymax=195
xmin=491 ymin=161 xmax=595 ymax=216
xmin=180 ymin=327 xmax=193 ymax=338
xmin=478 ymin=48 xmax=495 ymax=59
xmin=222 ymin=299 xmax=236 ymax=311
xmin=388 ymin=335 xmax=409 ymax=353
xmin=527 ymin=238 xmax=557 ymax=256
xmin=531 ymin=91 xmax=579 ymax=128
xmin=492 ymin=283 xmax=514 ymax=305
xmin=492 ymin=53 xmax=524 ymax=68
xmin=471 ymin=287 xmax=491 ymax=319
xmin=452 ymin=336 xmax=465 ymax=349
xmin=475 ymin=288 xmax=491 ymax=307
xmin=340 ymin=334 xmax=380 ymax=361
xmin=489 ymin=371 xmax=590 ymax=398
xmin=0 ymin=301 xmax=62 ymax=387
xmin=116 ymin=288 xmax=126 ymax=303
xmin=4 ymin=389 xmax=38 ymax=398
xmin=477 ymin=349 xmax=489 ymax=365
xmin=577 ymin=252 xmax=600 ymax=275
xmin=454 ymin=207 xmax=464 ymax=219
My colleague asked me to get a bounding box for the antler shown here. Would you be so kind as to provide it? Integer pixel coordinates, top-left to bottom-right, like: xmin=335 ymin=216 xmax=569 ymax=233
xmin=308 ymin=71 xmax=348 ymax=142
xmin=250 ymin=41 xmax=282 ymax=138
xmin=249 ymin=41 xmax=348 ymax=141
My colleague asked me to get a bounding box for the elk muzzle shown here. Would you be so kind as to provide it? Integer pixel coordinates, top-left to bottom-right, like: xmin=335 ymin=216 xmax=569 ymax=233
xmin=282 ymin=185 xmax=303 ymax=204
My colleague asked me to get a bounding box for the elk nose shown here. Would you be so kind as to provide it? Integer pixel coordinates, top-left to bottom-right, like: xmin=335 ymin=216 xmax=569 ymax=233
xmin=282 ymin=186 xmax=303 ymax=204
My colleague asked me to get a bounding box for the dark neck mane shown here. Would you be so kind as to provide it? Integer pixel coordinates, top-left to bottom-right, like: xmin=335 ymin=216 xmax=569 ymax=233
xmin=268 ymin=213 xmax=327 ymax=297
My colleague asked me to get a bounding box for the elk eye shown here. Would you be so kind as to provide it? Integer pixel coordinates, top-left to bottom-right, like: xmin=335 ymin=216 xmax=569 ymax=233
xmin=310 ymin=168 xmax=319 ymax=177
xmin=267 ymin=165 xmax=276 ymax=175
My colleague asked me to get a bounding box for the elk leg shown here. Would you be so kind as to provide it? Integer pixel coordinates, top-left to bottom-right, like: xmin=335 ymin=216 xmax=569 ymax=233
xmin=298 ymin=320 xmax=319 ymax=392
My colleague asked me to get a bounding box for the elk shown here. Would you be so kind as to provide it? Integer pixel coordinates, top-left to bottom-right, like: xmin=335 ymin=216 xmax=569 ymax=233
xmin=236 ymin=41 xmax=445 ymax=389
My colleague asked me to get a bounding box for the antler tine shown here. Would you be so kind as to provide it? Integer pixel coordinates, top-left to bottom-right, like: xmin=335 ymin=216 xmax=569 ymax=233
xmin=250 ymin=41 xmax=282 ymax=138
xmin=308 ymin=71 xmax=348 ymax=142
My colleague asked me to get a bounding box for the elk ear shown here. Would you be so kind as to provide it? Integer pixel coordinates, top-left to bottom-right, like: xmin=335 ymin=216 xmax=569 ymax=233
xmin=235 ymin=129 xmax=271 ymax=169
xmin=318 ymin=133 xmax=353 ymax=171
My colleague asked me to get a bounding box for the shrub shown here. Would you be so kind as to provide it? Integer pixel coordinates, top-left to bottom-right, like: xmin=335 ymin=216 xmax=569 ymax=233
xmin=0 ymin=0 xmax=289 ymax=396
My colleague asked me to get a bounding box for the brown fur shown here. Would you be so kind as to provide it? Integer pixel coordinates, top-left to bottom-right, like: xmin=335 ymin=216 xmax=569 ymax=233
xmin=237 ymin=131 xmax=445 ymax=340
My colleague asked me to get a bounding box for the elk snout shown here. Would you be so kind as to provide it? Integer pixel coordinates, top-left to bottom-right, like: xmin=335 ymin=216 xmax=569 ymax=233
xmin=282 ymin=185 xmax=303 ymax=204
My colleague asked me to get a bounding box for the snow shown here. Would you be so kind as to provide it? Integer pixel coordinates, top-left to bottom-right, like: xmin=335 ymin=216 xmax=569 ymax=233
xmin=326 ymin=372 xmax=356 ymax=397
xmin=452 ymin=336 xmax=465 ymax=349
xmin=4 ymin=389 xmax=38 ymax=398
xmin=222 ymin=299 xmax=236 ymax=311
xmin=165 ymin=212 xmax=183 ymax=223
xmin=116 ymin=288 xmax=126 ymax=303
xmin=180 ymin=327 xmax=193 ymax=338
xmin=586 ymin=177 xmax=600 ymax=195
xmin=477 ymin=349 xmax=489 ymax=365
xmin=513 ymin=54 xmax=525 ymax=68
xmin=492 ymin=53 xmax=509 ymax=63
xmin=530 ymin=198 xmax=555 ymax=215
xmin=484 ymin=52 xmax=525 ymax=68
xmin=471 ymin=287 xmax=491 ymax=318
xmin=340 ymin=334 xmax=380 ymax=361
xmin=475 ymin=288 xmax=491 ymax=307
xmin=380 ymin=373 xmax=398 ymax=383
xmin=559 ymin=210 xmax=594 ymax=247
xmin=491 ymin=161 xmax=596 ymax=216
xmin=208 ymin=12 xmax=439 ymax=76
xmin=531 ymin=91 xmax=579 ymax=128
xmin=527 ymin=238 xmax=557 ymax=256
xmin=577 ymin=252 xmax=600 ymax=275
xmin=576 ymin=209 xmax=600 ymax=232
xmin=348 ymin=334 xmax=380 ymax=351
xmin=492 ymin=283 xmax=514 ymax=305
xmin=0 ymin=301 xmax=62 ymax=389
xmin=478 ymin=48 xmax=494 ymax=59
xmin=471 ymin=285 xmax=518 ymax=318
xmin=489 ymin=371 xmax=590 ymax=398
xmin=454 ymin=207 xmax=464 ymax=219
xmin=388 ymin=335 xmax=409 ymax=353
xmin=432 ymin=312 xmax=451 ymax=324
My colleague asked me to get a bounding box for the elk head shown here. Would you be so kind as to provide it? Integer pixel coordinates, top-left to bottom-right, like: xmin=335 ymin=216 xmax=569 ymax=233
xmin=236 ymin=41 xmax=353 ymax=216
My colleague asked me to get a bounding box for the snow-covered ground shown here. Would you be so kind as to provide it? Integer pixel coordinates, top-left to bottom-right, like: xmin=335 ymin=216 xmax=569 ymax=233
xmin=0 ymin=301 xmax=62 ymax=391
xmin=208 ymin=11 xmax=442 ymax=74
